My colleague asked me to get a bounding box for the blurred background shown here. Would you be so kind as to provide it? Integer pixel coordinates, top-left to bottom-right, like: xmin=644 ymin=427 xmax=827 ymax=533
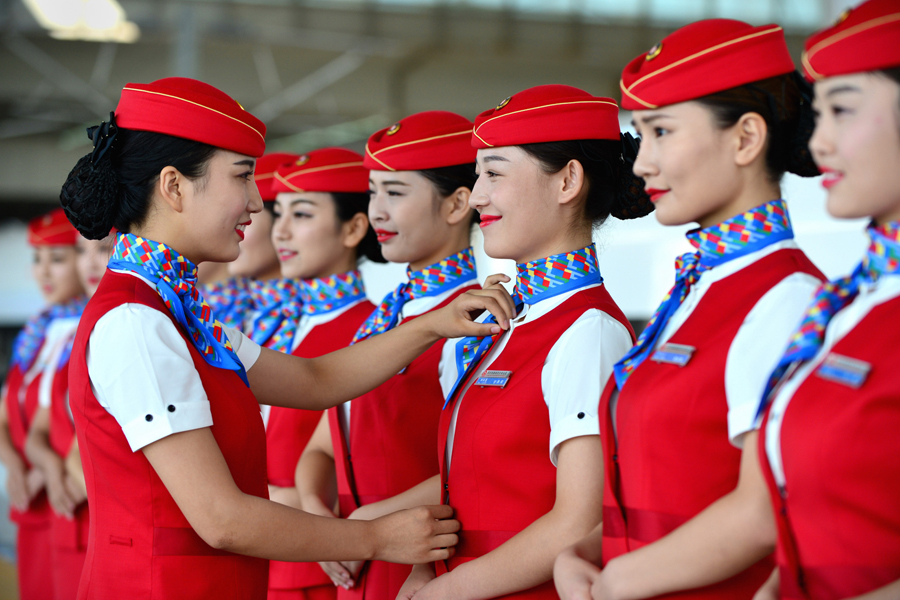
xmin=0 ymin=0 xmax=864 ymax=594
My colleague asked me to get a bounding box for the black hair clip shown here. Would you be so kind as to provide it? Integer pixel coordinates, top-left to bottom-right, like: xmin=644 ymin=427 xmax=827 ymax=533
xmin=621 ymin=131 xmax=640 ymax=165
xmin=87 ymin=112 xmax=118 ymax=166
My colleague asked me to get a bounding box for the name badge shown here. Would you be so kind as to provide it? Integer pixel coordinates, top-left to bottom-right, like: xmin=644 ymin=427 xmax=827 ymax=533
xmin=476 ymin=370 xmax=513 ymax=388
xmin=651 ymin=343 xmax=695 ymax=367
xmin=816 ymin=353 xmax=871 ymax=389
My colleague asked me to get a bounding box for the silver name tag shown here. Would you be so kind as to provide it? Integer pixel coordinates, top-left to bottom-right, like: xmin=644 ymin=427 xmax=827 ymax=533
xmin=651 ymin=343 xmax=695 ymax=367
xmin=476 ymin=370 xmax=513 ymax=388
xmin=816 ymin=353 xmax=871 ymax=389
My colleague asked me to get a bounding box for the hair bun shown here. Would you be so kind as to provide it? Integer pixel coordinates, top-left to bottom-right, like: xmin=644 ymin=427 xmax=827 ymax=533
xmin=612 ymin=132 xmax=655 ymax=220
xmin=784 ymin=72 xmax=821 ymax=178
xmin=60 ymin=152 xmax=119 ymax=240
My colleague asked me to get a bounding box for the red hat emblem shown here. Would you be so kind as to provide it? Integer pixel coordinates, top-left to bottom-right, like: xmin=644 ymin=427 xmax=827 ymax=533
xmin=646 ymin=42 xmax=663 ymax=61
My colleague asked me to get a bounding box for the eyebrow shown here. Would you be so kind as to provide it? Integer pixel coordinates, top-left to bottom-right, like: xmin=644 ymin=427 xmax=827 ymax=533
xmin=233 ymin=159 xmax=255 ymax=168
xmin=632 ymin=114 xmax=672 ymax=128
xmin=826 ymin=85 xmax=862 ymax=97
xmin=373 ymin=179 xmax=411 ymax=186
xmin=289 ymin=198 xmax=316 ymax=207
xmin=481 ymin=155 xmax=510 ymax=163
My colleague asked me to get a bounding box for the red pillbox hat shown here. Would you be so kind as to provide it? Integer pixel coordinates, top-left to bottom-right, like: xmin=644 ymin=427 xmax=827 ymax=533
xmin=472 ymin=85 xmax=620 ymax=148
xmin=254 ymin=153 xmax=300 ymax=201
xmin=803 ymin=0 xmax=900 ymax=81
xmin=273 ymin=147 xmax=369 ymax=194
xmin=115 ymin=77 xmax=266 ymax=157
xmin=29 ymin=208 xmax=78 ymax=246
xmin=364 ymin=111 xmax=476 ymax=171
xmin=619 ymin=19 xmax=796 ymax=110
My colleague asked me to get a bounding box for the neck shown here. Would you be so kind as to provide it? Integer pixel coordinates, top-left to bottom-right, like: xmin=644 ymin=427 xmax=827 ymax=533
xmin=516 ymin=231 xmax=593 ymax=266
xmin=302 ymin=253 xmax=358 ymax=282
xmin=697 ymin=178 xmax=782 ymax=230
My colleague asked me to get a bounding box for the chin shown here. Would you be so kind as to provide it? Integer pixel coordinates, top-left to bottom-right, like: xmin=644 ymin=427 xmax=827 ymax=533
xmin=825 ymin=194 xmax=865 ymax=221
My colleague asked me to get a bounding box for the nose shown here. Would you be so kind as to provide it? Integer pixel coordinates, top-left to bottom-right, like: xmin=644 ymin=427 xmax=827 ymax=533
xmin=631 ymin=139 xmax=656 ymax=180
xmin=469 ymin=175 xmax=489 ymax=211
xmin=271 ymin=211 xmax=288 ymax=241
xmin=368 ymin=189 xmax=387 ymax=224
xmin=808 ymin=116 xmax=830 ymax=169
xmin=247 ymin=181 xmax=263 ymax=214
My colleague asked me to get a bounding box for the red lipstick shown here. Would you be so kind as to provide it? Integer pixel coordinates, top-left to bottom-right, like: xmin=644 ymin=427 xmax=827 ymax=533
xmin=644 ymin=188 xmax=669 ymax=203
xmin=479 ymin=214 xmax=502 ymax=228
xmin=375 ymin=229 xmax=397 ymax=243
xmin=818 ymin=167 xmax=844 ymax=190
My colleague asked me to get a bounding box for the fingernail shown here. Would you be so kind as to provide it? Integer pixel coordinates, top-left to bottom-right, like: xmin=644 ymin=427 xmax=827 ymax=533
xmin=490 ymin=326 xmax=501 ymax=334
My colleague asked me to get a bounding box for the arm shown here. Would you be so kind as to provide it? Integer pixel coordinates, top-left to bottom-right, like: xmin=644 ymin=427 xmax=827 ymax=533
xmin=554 ymin=521 xmax=604 ymax=600
xmin=250 ymin=288 xmax=514 ymax=410
xmin=64 ymin=438 xmax=87 ymax=502
xmin=143 ymin=426 xmax=459 ymax=564
xmin=0 ymin=393 xmax=32 ymax=512
xmin=24 ymin=406 xmax=76 ymax=518
xmin=846 ymin=580 xmax=900 ymax=600
xmin=595 ymin=431 xmax=776 ymax=600
xmin=296 ymin=412 xmax=338 ymax=518
xmin=414 ymin=435 xmax=605 ymax=600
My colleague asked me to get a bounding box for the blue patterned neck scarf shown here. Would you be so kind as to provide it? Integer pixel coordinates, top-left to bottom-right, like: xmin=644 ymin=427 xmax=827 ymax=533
xmin=351 ymin=248 xmax=477 ymax=344
xmin=757 ymin=220 xmax=900 ymax=417
xmin=109 ymin=232 xmax=248 ymax=386
xmin=203 ymin=277 xmax=253 ymax=331
xmin=246 ymin=278 xmax=302 ymax=349
xmin=443 ymin=244 xmax=604 ymax=407
xmin=613 ymin=198 xmax=794 ymax=389
xmin=11 ymin=296 xmax=86 ymax=372
xmin=250 ymin=271 xmax=367 ymax=353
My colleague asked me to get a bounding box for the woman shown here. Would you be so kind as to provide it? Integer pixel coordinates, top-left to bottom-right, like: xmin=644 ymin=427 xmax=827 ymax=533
xmin=255 ymin=147 xmax=383 ymax=600
xmin=0 ymin=208 xmax=85 ymax=600
xmin=295 ymin=110 xmax=482 ymax=600
xmin=57 ymin=77 xmax=513 ymax=600
xmin=388 ymin=84 xmax=650 ymax=600
xmin=554 ymin=18 xmax=826 ymax=600
xmin=25 ymin=231 xmax=114 ymax=600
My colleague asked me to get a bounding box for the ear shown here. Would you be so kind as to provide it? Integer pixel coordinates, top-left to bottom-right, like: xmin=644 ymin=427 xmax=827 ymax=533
xmin=557 ymin=159 xmax=586 ymax=207
xmin=442 ymin=186 xmax=473 ymax=226
xmin=341 ymin=212 xmax=370 ymax=250
xmin=733 ymin=112 xmax=768 ymax=168
xmin=156 ymin=166 xmax=188 ymax=213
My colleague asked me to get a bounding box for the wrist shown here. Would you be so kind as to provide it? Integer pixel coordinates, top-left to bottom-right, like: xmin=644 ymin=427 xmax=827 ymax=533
xmin=361 ymin=519 xmax=380 ymax=561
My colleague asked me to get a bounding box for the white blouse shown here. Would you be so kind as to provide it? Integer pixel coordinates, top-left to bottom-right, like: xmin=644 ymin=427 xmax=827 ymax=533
xmin=439 ymin=284 xmax=635 ymax=467
xmin=764 ymin=273 xmax=900 ymax=488
xmin=87 ymin=270 xmax=261 ymax=452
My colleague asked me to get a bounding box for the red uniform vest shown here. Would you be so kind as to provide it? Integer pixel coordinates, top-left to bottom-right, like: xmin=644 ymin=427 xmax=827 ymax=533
xmin=439 ymin=286 xmax=634 ymax=600
xmin=600 ymin=248 xmax=822 ymax=599
xmin=328 ymin=285 xmax=478 ymax=600
xmin=69 ymin=271 xmax=269 ymax=600
xmin=48 ymin=348 xmax=91 ymax=600
xmin=266 ymin=300 xmax=373 ymax=595
xmin=759 ymin=293 xmax=900 ymax=600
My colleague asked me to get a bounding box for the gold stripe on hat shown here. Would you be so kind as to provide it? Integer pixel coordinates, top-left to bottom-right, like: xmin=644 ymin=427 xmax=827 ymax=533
xmin=366 ymin=129 xmax=473 ymax=170
xmin=254 ymin=171 xmax=276 ymax=180
xmin=275 ymin=161 xmax=365 ymax=192
xmin=804 ymin=12 xmax=900 ymax=68
xmin=121 ymin=87 xmax=266 ymax=143
xmin=472 ymin=99 xmax=619 ymax=147
xmin=619 ymin=80 xmax=658 ymax=109
xmin=623 ymin=26 xmax=784 ymax=97
xmin=365 ymin=143 xmax=395 ymax=171
xmin=800 ymin=51 xmax=824 ymax=81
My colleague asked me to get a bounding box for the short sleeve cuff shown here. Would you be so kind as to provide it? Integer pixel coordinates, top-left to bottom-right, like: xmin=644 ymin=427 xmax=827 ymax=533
xmin=549 ymin=410 xmax=599 ymax=466
xmin=121 ymin=399 xmax=214 ymax=452
xmin=224 ymin=327 xmax=261 ymax=371
xmin=727 ymin=400 xmax=760 ymax=448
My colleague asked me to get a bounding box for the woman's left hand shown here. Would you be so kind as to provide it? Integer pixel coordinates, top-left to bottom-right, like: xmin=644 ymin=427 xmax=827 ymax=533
xmin=411 ymin=572 xmax=457 ymax=600
xmin=424 ymin=286 xmax=515 ymax=340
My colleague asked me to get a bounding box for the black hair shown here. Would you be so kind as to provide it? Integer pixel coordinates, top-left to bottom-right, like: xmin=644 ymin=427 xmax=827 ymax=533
xmin=418 ymin=163 xmax=481 ymax=224
xmin=331 ymin=192 xmax=386 ymax=263
xmin=518 ymin=137 xmax=654 ymax=228
xmin=694 ymin=72 xmax=820 ymax=182
xmin=61 ymin=127 xmax=217 ymax=239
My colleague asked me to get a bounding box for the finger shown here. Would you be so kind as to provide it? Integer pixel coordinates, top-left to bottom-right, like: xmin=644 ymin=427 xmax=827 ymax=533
xmin=462 ymin=296 xmax=510 ymax=330
xmin=429 ymin=533 xmax=458 ymax=549
xmin=426 ymin=547 xmax=453 ymax=562
xmin=482 ymin=273 xmax=511 ymax=288
xmin=431 ymin=518 xmax=460 ymax=534
xmin=468 ymin=287 xmax=517 ymax=317
xmin=421 ymin=504 xmax=454 ymax=520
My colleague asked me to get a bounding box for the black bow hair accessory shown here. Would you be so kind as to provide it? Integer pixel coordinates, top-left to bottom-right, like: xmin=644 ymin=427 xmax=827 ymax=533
xmin=87 ymin=112 xmax=118 ymax=167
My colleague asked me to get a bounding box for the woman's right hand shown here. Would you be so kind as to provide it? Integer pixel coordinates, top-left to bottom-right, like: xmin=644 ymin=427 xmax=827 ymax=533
xmin=370 ymin=505 xmax=459 ymax=565
xmin=46 ymin=466 xmax=76 ymax=519
xmin=554 ymin=546 xmax=602 ymax=600
xmin=396 ymin=563 xmax=436 ymax=600
xmin=303 ymin=495 xmax=357 ymax=589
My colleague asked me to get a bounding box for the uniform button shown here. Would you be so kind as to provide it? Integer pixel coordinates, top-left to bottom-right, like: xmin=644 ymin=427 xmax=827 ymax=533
xmin=145 ymin=414 xmax=153 ymax=422
xmin=167 ymin=405 xmax=176 ymax=412
xmin=444 ymin=483 xmax=449 ymax=490
xmin=577 ymin=412 xmax=585 ymax=419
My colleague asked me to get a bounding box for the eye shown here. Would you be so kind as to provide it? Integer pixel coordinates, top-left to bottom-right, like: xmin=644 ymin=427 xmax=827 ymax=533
xmin=485 ymin=170 xmax=499 ymax=179
xmin=239 ymin=171 xmax=254 ymax=181
xmin=293 ymin=211 xmax=313 ymax=219
xmin=387 ymin=190 xmax=404 ymax=197
xmin=653 ymin=127 xmax=668 ymax=137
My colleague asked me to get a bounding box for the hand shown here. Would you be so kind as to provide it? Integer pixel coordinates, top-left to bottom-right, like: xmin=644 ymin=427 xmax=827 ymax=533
xmin=397 ymin=563 xmax=436 ymax=600
xmin=370 ymin=505 xmax=459 ymax=565
xmin=481 ymin=273 xmax=512 ymax=291
xmin=64 ymin=474 xmax=87 ymax=506
xmin=46 ymin=466 xmax=76 ymax=519
xmin=425 ymin=287 xmax=515 ymax=340
xmin=25 ymin=467 xmax=45 ymax=499
xmin=751 ymin=569 xmax=779 ymax=600
xmin=303 ymin=495 xmax=359 ymax=589
xmin=555 ymin=546 xmax=602 ymax=600
xmin=4 ymin=458 xmax=30 ymax=512
xmin=410 ymin=572 xmax=455 ymax=600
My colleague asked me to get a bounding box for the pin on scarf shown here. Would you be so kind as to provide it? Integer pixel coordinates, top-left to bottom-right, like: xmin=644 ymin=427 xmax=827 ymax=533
xmin=816 ymin=353 xmax=871 ymax=388
xmin=477 ymin=370 xmax=513 ymax=388
xmin=651 ymin=343 xmax=695 ymax=367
